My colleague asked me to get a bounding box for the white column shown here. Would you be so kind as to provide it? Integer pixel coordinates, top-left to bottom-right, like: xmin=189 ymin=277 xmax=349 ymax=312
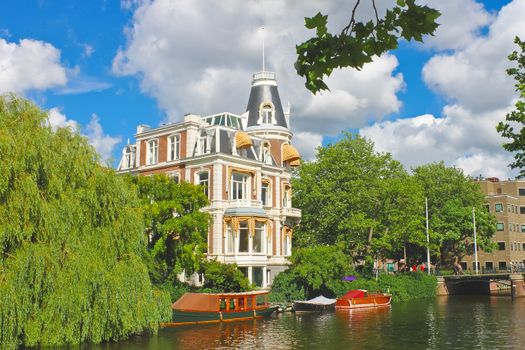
xmin=275 ymin=219 xmax=281 ymax=256
xmin=213 ymin=213 xmax=223 ymax=255
xmin=248 ymin=266 xmax=253 ymax=284
xmin=262 ymin=266 xmax=267 ymax=288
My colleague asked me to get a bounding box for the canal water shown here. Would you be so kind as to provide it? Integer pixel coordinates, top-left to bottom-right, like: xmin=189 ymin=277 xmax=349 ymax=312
xmin=76 ymin=296 xmax=525 ymax=350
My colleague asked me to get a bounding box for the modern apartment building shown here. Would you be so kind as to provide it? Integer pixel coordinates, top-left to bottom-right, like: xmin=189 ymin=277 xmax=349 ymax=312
xmin=117 ymin=71 xmax=301 ymax=288
xmin=462 ymin=178 xmax=525 ymax=272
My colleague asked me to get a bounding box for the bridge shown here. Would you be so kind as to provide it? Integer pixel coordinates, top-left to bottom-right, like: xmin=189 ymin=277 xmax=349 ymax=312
xmin=437 ymin=273 xmax=525 ymax=298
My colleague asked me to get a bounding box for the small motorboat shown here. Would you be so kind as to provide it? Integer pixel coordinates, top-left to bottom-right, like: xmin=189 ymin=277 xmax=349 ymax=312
xmin=335 ymin=289 xmax=391 ymax=310
xmin=160 ymin=290 xmax=277 ymax=327
xmin=292 ymin=295 xmax=337 ymax=313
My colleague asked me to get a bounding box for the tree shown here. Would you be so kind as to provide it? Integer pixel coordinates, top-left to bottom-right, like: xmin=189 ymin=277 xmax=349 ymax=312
xmin=296 ymin=0 xmax=440 ymax=93
xmin=412 ymin=162 xmax=496 ymax=264
xmin=127 ymin=174 xmax=211 ymax=284
xmin=201 ymin=260 xmax=252 ymax=293
xmin=292 ymin=134 xmax=425 ymax=265
xmin=497 ymin=36 xmax=525 ymax=177
xmin=0 ymin=96 xmax=170 ymax=349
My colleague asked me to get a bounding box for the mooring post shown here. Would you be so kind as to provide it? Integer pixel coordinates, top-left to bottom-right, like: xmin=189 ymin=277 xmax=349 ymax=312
xmin=510 ymin=274 xmax=525 ymax=298
xmin=436 ymin=276 xmax=449 ymax=296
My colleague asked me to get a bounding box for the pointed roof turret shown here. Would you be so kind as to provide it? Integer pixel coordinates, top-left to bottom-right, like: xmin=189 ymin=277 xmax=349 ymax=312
xmin=245 ymin=71 xmax=288 ymax=130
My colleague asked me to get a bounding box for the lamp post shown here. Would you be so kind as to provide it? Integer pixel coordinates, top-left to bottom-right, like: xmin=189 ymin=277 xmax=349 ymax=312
xmin=473 ymin=207 xmax=479 ymax=275
xmin=426 ymin=197 xmax=430 ymax=275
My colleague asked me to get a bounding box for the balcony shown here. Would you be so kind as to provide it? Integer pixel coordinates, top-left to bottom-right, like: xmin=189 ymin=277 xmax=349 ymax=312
xmin=227 ymin=199 xmax=262 ymax=209
xmin=281 ymin=207 xmax=301 ymax=218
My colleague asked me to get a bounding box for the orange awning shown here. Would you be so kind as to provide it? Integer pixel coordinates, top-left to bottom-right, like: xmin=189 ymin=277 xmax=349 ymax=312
xmin=282 ymin=144 xmax=300 ymax=162
xmin=235 ymin=131 xmax=253 ymax=149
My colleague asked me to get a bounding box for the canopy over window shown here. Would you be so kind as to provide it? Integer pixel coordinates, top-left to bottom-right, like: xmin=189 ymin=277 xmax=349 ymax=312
xmin=235 ymin=131 xmax=253 ymax=149
xmin=282 ymin=144 xmax=300 ymax=162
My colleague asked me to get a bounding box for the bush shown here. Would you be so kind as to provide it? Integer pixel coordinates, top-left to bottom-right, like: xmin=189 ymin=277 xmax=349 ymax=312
xmin=201 ymin=260 xmax=252 ymax=292
xmin=269 ymin=270 xmax=306 ymax=302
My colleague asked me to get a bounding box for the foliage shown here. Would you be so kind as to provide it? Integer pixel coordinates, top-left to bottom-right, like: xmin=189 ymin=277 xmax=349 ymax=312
xmin=201 ymin=260 xmax=252 ymax=293
xmin=296 ymin=0 xmax=440 ymax=93
xmin=293 ymin=134 xmax=425 ymax=265
xmin=268 ymin=270 xmax=306 ymax=303
xmin=350 ymin=272 xmax=437 ymax=303
xmin=127 ymin=174 xmax=211 ymax=284
xmin=412 ymin=162 xmax=496 ymax=263
xmin=270 ymin=245 xmax=352 ymax=301
xmin=497 ymin=36 xmax=525 ymax=177
xmin=0 ymin=95 xmax=170 ymax=349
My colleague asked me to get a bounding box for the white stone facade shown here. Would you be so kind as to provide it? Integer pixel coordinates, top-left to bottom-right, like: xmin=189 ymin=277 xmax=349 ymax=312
xmin=117 ymin=72 xmax=301 ymax=288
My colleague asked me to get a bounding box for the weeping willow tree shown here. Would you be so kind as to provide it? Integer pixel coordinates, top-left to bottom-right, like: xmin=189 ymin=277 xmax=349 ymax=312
xmin=0 ymin=96 xmax=170 ymax=349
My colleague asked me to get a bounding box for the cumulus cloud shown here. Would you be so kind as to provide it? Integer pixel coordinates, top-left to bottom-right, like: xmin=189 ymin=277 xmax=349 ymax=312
xmin=47 ymin=107 xmax=79 ymax=131
xmin=47 ymin=108 xmax=121 ymax=163
xmin=0 ymin=38 xmax=67 ymax=94
xmin=84 ymin=114 xmax=122 ymax=163
xmin=112 ymin=0 xmax=405 ymax=159
xmin=360 ymin=0 xmax=525 ymax=178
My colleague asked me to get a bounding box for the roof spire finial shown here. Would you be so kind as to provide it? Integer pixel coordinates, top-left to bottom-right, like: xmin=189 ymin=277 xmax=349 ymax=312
xmin=261 ymin=26 xmax=265 ymax=72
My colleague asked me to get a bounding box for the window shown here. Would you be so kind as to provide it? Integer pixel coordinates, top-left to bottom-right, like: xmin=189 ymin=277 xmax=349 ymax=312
xmin=519 ymin=188 xmax=525 ymax=196
xmin=168 ymin=135 xmax=180 ymax=161
xmin=231 ymin=172 xmax=249 ymax=200
xmin=198 ymin=172 xmax=209 ymax=198
xmin=238 ymin=221 xmax=249 ymax=252
xmin=460 ymin=262 xmax=467 ymax=271
xmin=472 ymin=262 xmax=480 ymax=270
xmin=496 ymin=222 xmax=504 ymax=231
xmin=261 ymin=181 xmax=270 ymax=206
xmin=282 ymin=184 xmax=291 ymax=208
xmin=169 ymin=172 xmax=180 ymax=183
xmin=253 ymin=222 xmax=265 ymax=253
xmin=226 ymin=223 xmax=235 ymax=254
xmin=238 ymin=267 xmax=248 ymax=278
xmin=252 ymin=267 xmax=263 ymax=287
xmin=146 ymin=139 xmax=158 ymax=165
xmin=485 ymin=204 xmax=490 ymax=212
xmin=260 ymin=103 xmax=273 ymax=124
xmin=495 ymin=203 xmax=503 ymax=212
xmin=485 ymin=262 xmax=493 ymax=271
xmin=523 ymin=243 xmax=525 ymax=251
xmin=498 ymin=242 xmax=506 ymax=251
xmin=520 ymin=207 xmax=525 ymax=215
xmin=283 ymin=233 xmax=290 ymax=256
xmin=262 ymin=145 xmax=273 ymax=165
xmin=197 ymin=133 xmax=209 ymax=155
xmin=499 ymin=261 xmax=507 ymax=270
xmin=522 ymin=225 xmax=525 ymax=233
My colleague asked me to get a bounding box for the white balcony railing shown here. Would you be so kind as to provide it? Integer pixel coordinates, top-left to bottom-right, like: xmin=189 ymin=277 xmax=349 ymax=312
xmin=281 ymin=207 xmax=301 ymax=218
xmin=227 ymin=199 xmax=263 ymax=209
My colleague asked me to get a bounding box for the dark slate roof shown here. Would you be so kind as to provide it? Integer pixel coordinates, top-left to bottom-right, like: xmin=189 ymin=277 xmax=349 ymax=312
xmin=245 ymin=82 xmax=288 ymax=128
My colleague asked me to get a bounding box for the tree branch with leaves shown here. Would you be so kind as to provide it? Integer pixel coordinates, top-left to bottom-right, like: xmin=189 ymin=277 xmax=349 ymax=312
xmin=295 ymin=0 xmax=440 ymax=93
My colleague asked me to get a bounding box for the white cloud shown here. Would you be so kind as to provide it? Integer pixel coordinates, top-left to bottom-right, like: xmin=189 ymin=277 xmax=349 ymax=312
xmin=292 ymin=131 xmax=323 ymax=161
xmin=47 ymin=108 xmax=121 ymax=163
xmin=423 ymin=0 xmax=493 ymax=51
xmin=47 ymin=107 xmax=78 ymax=131
xmin=423 ymin=0 xmax=525 ymax=112
xmin=84 ymin=114 xmax=122 ymax=162
xmin=112 ymin=0 xmax=405 ymax=159
xmin=0 ymin=38 xmax=67 ymax=94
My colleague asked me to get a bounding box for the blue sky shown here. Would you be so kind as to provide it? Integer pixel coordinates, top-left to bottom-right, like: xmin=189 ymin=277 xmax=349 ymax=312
xmin=0 ymin=0 xmax=523 ymax=178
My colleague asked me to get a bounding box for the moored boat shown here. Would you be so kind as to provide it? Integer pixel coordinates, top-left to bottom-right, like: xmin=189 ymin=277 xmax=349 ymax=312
xmin=160 ymin=290 xmax=277 ymax=327
xmin=293 ymin=295 xmax=336 ymax=313
xmin=335 ymin=289 xmax=392 ymax=310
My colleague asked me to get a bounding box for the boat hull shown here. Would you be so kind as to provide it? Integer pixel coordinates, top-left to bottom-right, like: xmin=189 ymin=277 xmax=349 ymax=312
xmin=161 ymin=306 xmax=278 ymax=327
xmin=335 ymin=294 xmax=392 ymax=310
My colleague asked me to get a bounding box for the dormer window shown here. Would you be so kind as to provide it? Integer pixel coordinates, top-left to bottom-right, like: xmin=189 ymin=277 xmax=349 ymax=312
xmin=196 ymin=132 xmax=210 ymax=155
xmin=146 ymin=139 xmax=158 ymax=165
xmin=258 ymin=102 xmax=275 ymax=125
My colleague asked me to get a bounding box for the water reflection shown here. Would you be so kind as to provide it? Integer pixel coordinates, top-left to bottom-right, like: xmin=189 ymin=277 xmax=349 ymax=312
xmin=63 ymin=297 xmax=525 ymax=350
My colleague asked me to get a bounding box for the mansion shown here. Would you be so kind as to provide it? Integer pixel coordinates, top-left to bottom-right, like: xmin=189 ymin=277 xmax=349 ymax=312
xmin=117 ymin=71 xmax=301 ymax=288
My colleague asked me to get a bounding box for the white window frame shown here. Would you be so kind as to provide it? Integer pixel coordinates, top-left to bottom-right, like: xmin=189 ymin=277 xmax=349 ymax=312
xmin=198 ymin=171 xmax=209 ymax=198
xmin=253 ymin=222 xmax=266 ymax=254
xmin=261 ymin=180 xmax=271 ymax=207
xmin=231 ymin=172 xmax=249 ymax=200
xmin=168 ymin=134 xmax=180 ymax=161
xmin=197 ymin=133 xmax=209 ymax=155
xmin=146 ymin=139 xmax=158 ymax=165
xmin=258 ymin=102 xmax=275 ymax=125
xmin=168 ymin=171 xmax=180 ymax=183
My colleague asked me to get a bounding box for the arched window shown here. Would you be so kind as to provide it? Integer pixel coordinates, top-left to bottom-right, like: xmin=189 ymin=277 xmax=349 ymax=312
xmin=258 ymin=102 xmax=275 ymax=125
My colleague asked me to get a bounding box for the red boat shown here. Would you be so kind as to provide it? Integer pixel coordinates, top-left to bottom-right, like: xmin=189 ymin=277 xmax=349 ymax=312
xmin=335 ymin=290 xmax=392 ymax=310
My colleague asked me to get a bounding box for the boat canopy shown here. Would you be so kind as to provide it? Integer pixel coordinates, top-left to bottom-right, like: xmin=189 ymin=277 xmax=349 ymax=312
xmin=341 ymin=290 xmax=366 ymax=299
xmin=295 ymin=295 xmax=336 ymax=305
xmin=172 ymin=293 xmax=220 ymax=312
